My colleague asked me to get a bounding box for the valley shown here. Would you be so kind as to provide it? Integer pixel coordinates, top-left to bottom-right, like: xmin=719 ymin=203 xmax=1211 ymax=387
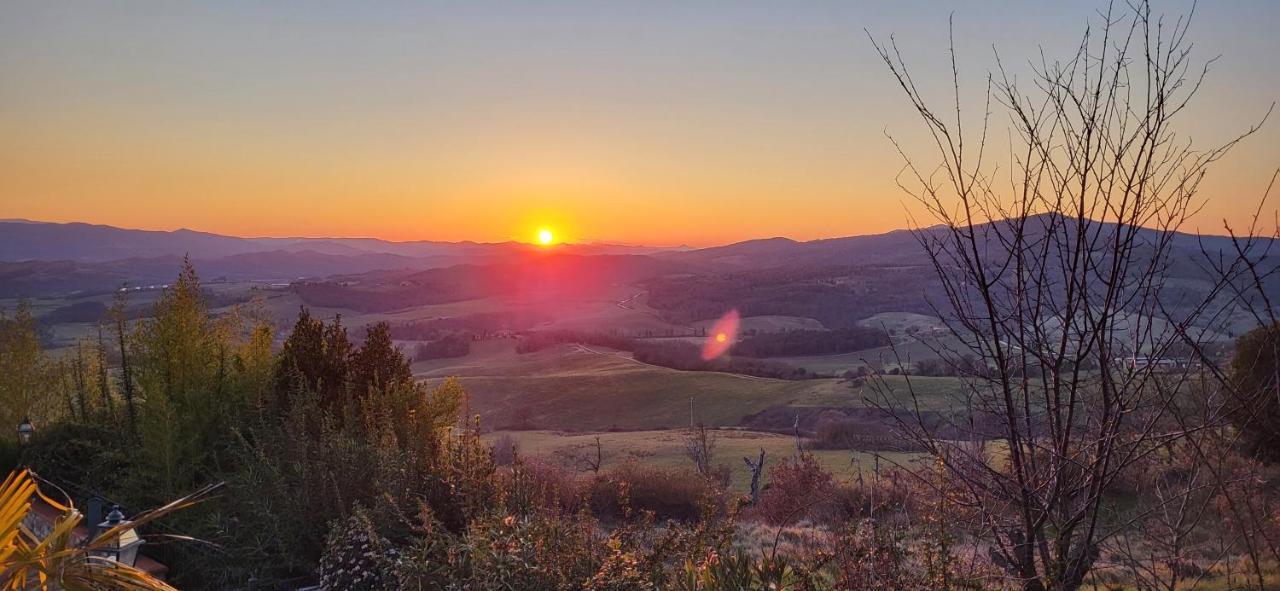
xmin=6 ymin=216 xmax=1266 ymax=494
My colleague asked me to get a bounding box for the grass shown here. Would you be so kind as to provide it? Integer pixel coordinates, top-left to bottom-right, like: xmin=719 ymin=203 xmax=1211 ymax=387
xmin=256 ymin=290 xmax=507 ymax=329
xmin=753 ymin=371 xmax=965 ymax=412
xmin=420 ymin=341 xmax=967 ymax=430
xmin=1081 ymin=557 xmax=1280 ymax=590
xmin=485 ymin=429 xmax=926 ymax=492
xmin=419 ymin=341 xmax=871 ymax=430
xmin=777 ymin=332 xmax=969 ymax=374
xmin=856 ymin=311 xmax=945 ymax=333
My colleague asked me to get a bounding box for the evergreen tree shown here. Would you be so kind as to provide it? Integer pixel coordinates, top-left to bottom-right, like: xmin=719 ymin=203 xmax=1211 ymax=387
xmin=110 ymin=288 xmax=138 ymax=439
xmin=274 ymin=307 xmax=351 ymax=417
xmin=70 ymin=341 xmax=90 ymax=420
xmin=350 ymin=322 xmax=412 ymax=398
xmin=96 ymin=324 xmax=114 ymax=418
xmin=131 ymin=257 xmax=242 ymax=501
xmin=1229 ymin=323 xmax=1280 ymax=462
xmin=0 ymin=301 xmax=54 ymax=439
xmin=235 ymin=318 xmax=275 ymax=414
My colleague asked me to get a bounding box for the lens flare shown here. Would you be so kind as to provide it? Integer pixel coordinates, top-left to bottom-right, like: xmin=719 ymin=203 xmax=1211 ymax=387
xmin=701 ymin=309 xmax=740 ymax=360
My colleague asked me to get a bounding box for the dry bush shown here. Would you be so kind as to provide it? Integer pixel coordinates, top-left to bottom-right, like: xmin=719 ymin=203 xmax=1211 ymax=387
xmin=492 ymin=433 xmax=519 ymax=466
xmin=499 ymin=457 xmax=583 ymax=517
xmin=756 ymin=453 xmax=841 ymax=526
xmin=588 ymin=462 xmax=716 ymax=522
xmin=809 ymin=414 xmax=913 ymax=451
xmin=834 ymin=468 xmax=922 ymax=522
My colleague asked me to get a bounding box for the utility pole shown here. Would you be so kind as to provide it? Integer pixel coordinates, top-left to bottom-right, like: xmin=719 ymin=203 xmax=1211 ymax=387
xmin=793 ymin=415 xmax=802 ymax=454
xmin=689 ymin=397 xmax=694 ymax=429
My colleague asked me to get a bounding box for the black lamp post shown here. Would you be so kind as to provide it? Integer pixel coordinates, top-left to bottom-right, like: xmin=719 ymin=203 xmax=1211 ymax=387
xmin=16 ymin=417 xmax=34 ymax=445
xmin=91 ymin=506 xmax=143 ymax=567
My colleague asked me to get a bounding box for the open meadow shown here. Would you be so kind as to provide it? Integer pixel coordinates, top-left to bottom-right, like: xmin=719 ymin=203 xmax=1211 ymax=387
xmin=418 ymin=339 xmax=966 ymax=430
xmin=484 ymin=429 xmax=927 ymax=492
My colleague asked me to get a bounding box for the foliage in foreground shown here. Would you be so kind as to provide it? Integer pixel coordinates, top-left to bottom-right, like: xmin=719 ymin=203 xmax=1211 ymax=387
xmin=2 ymin=254 xmax=1280 ymax=590
xmin=0 ymin=468 xmax=210 ymax=591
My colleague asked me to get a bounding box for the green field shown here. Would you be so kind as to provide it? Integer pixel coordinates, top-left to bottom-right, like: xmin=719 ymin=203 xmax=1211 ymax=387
xmin=856 ymin=311 xmax=946 ymax=334
xmin=418 ymin=340 xmax=965 ymax=430
xmin=419 ymin=340 xmax=860 ymax=430
xmin=776 ymin=333 xmax=969 ymax=375
xmin=485 ymin=429 xmax=926 ymax=492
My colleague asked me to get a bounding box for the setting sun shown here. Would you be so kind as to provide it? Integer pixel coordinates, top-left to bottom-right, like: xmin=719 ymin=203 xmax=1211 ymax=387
xmin=3 ymin=3 xmax=1278 ymax=586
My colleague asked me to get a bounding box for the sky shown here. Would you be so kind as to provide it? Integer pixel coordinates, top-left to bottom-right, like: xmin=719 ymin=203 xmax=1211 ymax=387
xmin=0 ymin=1 xmax=1276 ymax=247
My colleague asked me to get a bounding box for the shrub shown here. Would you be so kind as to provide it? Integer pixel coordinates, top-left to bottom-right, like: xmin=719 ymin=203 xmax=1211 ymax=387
xmin=499 ymin=458 xmax=582 ymax=517
xmin=414 ymin=334 xmax=471 ymax=361
xmin=0 ymin=439 xmax=18 ymax=474
xmin=828 ymin=469 xmax=918 ymax=521
xmin=757 ymin=453 xmax=839 ymax=526
xmin=828 ymin=520 xmax=920 ymax=589
xmin=1228 ymin=323 xmax=1280 ymax=462
xmin=455 ymin=512 xmax=604 ymax=590
xmin=809 ymin=413 xmax=905 ymax=450
xmin=589 ymin=463 xmax=713 ymax=522
xmin=492 ymin=434 xmax=519 ymax=466
xmin=317 ymin=507 xmax=400 ymax=591
xmin=18 ymin=422 xmax=132 ymax=496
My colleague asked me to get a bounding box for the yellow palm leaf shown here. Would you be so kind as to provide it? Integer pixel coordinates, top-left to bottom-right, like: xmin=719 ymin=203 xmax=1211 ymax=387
xmin=1 ymin=469 xmax=215 ymax=591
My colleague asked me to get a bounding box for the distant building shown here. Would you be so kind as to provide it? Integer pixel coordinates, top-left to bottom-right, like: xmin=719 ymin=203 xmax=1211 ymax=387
xmin=1116 ymin=356 xmax=1192 ymax=370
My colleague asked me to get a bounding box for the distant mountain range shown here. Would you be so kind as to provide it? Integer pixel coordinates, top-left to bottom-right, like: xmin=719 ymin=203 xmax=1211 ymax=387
xmin=659 ymin=230 xmax=928 ymax=269
xmin=1 ymin=217 xmax=1276 ymax=303
xmin=0 ymin=220 xmax=683 ymax=297
xmin=0 ymin=219 xmax=671 ymax=263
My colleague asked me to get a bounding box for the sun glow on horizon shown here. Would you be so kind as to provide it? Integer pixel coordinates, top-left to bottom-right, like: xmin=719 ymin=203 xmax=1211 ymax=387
xmin=537 ymin=228 xmax=555 ymax=245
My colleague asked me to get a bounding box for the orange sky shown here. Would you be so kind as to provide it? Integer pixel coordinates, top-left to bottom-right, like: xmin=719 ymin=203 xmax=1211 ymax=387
xmin=1 ymin=2 xmax=1276 ymax=247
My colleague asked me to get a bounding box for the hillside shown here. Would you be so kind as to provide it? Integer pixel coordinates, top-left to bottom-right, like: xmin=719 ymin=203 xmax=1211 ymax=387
xmin=293 ymin=252 xmax=699 ymax=313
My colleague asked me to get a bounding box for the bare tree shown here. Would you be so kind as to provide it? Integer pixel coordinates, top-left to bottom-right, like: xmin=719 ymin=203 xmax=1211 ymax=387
xmin=684 ymin=423 xmax=719 ymax=479
xmin=743 ymin=447 xmax=767 ymax=505
xmin=868 ymin=2 xmax=1272 ymax=589
xmin=556 ymin=435 xmax=604 ymax=474
xmin=583 ymin=435 xmax=603 ymax=474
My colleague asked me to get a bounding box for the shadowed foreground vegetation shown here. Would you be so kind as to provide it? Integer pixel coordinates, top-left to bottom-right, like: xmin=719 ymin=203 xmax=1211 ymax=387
xmin=2 ymin=259 xmax=1280 ymax=590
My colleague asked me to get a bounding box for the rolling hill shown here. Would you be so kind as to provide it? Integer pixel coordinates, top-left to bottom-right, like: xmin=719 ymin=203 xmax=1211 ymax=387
xmin=0 ymin=220 xmax=689 ymax=297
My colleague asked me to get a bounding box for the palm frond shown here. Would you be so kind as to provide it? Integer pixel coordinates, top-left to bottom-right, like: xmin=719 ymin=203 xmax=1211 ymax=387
xmin=1 ymin=469 xmax=215 ymax=591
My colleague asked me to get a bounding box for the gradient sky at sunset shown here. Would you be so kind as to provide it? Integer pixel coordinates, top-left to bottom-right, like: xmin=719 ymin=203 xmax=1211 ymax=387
xmin=1 ymin=1 xmax=1276 ymax=246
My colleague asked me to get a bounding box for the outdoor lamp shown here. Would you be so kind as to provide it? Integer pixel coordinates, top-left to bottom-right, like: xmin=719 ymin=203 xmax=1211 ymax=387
xmin=16 ymin=417 xmax=34 ymax=445
xmin=91 ymin=506 xmax=143 ymax=567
